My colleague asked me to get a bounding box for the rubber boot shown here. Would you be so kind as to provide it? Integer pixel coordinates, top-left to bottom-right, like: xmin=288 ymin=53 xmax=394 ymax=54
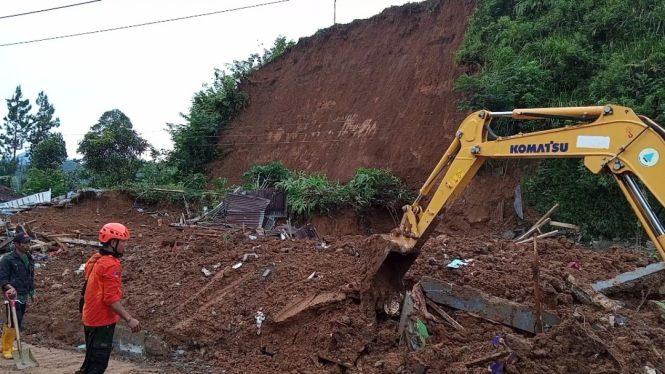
xmin=1 ymin=325 xmax=15 ymax=359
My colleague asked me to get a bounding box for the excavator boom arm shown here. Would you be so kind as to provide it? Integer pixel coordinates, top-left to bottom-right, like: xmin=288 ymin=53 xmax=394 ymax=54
xmin=395 ymin=104 xmax=665 ymax=260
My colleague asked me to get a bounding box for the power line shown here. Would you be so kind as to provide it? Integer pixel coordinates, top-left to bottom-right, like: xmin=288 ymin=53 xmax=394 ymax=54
xmin=0 ymin=0 xmax=289 ymax=47
xmin=0 ymin=0 xmax=102 ymax=20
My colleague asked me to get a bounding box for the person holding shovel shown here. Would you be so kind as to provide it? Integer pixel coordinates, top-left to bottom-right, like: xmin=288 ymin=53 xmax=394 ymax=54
xmin=0 ymin=232 xmax=37 ymax=359
xmin=77 ymin=223 xmax=141 ymax=374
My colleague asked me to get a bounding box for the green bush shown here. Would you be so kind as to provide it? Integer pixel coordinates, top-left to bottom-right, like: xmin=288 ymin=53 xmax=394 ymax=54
xmin=242 ymin=161 xmax=293 ymax=190
xmin=347 ymin=168 xmax=414 ymax=211
xmin=273 ymin=165 xmax=413 ymax=221
xmin=20 ymin=168 xmax=71 ymax=196
xmin=276 ymin=172 xmax=350 ymax=219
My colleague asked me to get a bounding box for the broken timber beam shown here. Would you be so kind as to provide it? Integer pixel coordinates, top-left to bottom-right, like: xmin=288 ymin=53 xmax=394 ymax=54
xmin=592 ymin=262 xmax=665 ymax=294
xmin=549 ymin=221 xmax=580 ymax=230
xmin=515 ymin=203 xmax=559 ymax=242
xmin=516 ymin=230 xmax=559 ymax=245
xmin=515 ymin=219 xmax=551 ymax=242
xmin=425 ymin=298 xmax=467 ymax=334
xmin=274 ymin=293 xmax=346 ymax=323
xmin=566 ymin=274 xmax=621 ymax=311
xmin=421 ymin=276 xmax=560 ymax=334
xmin=59 ymin=237 xmax=102 ymax=247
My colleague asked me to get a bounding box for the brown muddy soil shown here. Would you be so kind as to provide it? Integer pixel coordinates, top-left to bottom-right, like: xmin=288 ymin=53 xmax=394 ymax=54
xmin=7 ymin=191 xmax=665 ymax=374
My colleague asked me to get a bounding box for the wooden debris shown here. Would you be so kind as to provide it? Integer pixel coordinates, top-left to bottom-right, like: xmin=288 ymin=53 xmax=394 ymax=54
xmin=152 ymin=188 xmax=185 ymax=193
xmin=317 ymin=354 xmax=352 ymax=369
xmin=59 ymin=237 xmax=101 ymax=247
xmin=566 ymin=274 xmax=621 ymax=311
xmin=464 ymin=351 xmax=511 ymax=367
xmin=274 ymin=293 xmax=346 ymax=323
xmin=532 ymin=235 xmax=543 ymax=333
xmin=516 ymin=230 xmax=559 ymax=245
xmin=516 ymin=218 xmax=551 ymax=242
xmin=515 ymin=203 xmax=559 ymax=241
xmin=53 ymin=238 xmax=67 ymax=251
xmin=549 ymin=221 xmax=580 ymax=230
xmin=425 ymin=298 xmax=467 ymax=334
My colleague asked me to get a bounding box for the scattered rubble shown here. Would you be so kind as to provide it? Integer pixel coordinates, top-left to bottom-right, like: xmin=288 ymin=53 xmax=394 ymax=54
xmin=3 ymin=191 xmax=664 ymax=373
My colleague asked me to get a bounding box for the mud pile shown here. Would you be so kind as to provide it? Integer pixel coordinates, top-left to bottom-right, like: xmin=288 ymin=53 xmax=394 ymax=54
xmin=8 ymin=192 xmax=665 ymax=373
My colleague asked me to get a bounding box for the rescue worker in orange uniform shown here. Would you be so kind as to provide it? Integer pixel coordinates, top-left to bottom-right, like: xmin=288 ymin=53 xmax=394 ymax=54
xmin=76 ymin=223 xmax=141 ymax=374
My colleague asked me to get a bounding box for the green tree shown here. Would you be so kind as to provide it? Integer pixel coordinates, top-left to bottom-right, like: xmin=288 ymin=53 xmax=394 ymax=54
xmin=20 ymin=168 xmax=68 ymax=196
xmin=0 ymin=157 xmax=18 ymax=188
xmin=28 ymin=92 xmax=60 ymax=153
xmin=31 ymin=133 xmax=67 ymax=170
xmin=1 ymin=85 xmax=33 ymax=159
xmin=168 ymin=36 xmax=296 ymax=175
xmin=77 ymin=109 xmax=149 ymax=187
xmin=453 ymin=0 xmax=665 ymax=239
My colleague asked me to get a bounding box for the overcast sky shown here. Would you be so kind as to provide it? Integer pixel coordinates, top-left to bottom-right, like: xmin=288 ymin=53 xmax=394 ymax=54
xmin=0 ymin=0 xmax=419 ymax=159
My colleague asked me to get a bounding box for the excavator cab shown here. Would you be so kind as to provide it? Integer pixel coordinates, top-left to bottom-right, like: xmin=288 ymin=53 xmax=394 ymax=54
xmin=368 ymin=104 xmax=665 ymax=296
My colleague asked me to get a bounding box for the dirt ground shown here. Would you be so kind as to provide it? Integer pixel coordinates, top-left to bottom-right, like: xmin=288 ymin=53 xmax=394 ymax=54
xmin=4 ymin=191 xmax=665 ymax=374
xmin=0 ymin=344 xmax=163 ymax=373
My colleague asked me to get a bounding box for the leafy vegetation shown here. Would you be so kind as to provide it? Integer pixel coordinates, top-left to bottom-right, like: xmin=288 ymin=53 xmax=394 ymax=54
xmin=2 ymin=86 xmax=33 ymax=159
xmin=31 ymin=133 xmax=67 ymax=171
xmin=454 ymin=0 xmax=665 ymax=239
xmin=274 ymin=164 xmax=413 ymax=221
xmin=28 ymin=91 xmax=60 ymax=154
xmin=242 ymin=161 xmax=293 ymax=190
xmin=20 ymin=168 xmax=73 ymax=197
xmin=167 ymin=36 xmax=295 ymax=175
xmin=77 ymin=109 xmax=149 ymax=188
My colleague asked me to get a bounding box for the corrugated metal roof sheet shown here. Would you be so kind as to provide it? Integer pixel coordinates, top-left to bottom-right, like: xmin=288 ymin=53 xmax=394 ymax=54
xmin=217 ymin=194 xmax=271 ymax=228
xmin=248 ymin=187 xmax=287 ymax=218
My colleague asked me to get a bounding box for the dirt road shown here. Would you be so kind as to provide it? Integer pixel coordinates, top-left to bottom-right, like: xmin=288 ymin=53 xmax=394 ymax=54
xmin=0 ymin=344 xmax=163 ymax=373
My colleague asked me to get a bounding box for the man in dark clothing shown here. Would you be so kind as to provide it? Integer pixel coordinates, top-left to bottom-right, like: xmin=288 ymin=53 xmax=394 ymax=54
xmin=0 ymin=232 xmax=37 ymax=359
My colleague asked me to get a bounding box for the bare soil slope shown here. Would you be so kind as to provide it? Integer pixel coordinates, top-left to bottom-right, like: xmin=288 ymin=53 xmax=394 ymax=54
xmin=211 ymin=0 xmax=476 ymax=188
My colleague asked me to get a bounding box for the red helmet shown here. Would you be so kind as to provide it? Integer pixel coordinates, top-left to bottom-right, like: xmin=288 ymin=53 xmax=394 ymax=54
xmin=99 ymin=223 xmax=130 ymax=243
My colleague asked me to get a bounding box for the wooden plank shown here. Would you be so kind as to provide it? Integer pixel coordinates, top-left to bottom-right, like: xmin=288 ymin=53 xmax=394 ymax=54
xmin=53 ymin=238 xmax=67 ymax=251
xmin=425 ymin=298 xmax=467 ymax=334
xmin=152 ymin=188 xmax=185 ymax=193
xmin=59 ymin=237 xmax=101 ymax=247
xmin=549 ymin=221 xmax=580 ymax=230
xmin=516 ymin=230 xmax=559 ymax=244
xmin=532 ymin=236 xmax=543 ymax=334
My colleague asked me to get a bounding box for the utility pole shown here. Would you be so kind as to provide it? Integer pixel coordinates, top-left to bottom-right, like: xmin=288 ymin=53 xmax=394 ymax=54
xmin=334 ymin=0 xmax=337 ymax=25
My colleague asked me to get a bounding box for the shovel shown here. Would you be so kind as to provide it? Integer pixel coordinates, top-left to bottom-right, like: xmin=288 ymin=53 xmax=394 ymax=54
xmin=5 ymin=291 xmax=38 ymax=370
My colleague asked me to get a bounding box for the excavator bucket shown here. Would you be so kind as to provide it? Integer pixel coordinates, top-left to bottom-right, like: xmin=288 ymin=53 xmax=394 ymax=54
xmin=362 ymin=233 xmax=422 ymax=302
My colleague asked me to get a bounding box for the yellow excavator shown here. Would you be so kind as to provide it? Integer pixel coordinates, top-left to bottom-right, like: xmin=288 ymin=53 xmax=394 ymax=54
xmin=372 ymin=104 xmax=665 ymax=292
